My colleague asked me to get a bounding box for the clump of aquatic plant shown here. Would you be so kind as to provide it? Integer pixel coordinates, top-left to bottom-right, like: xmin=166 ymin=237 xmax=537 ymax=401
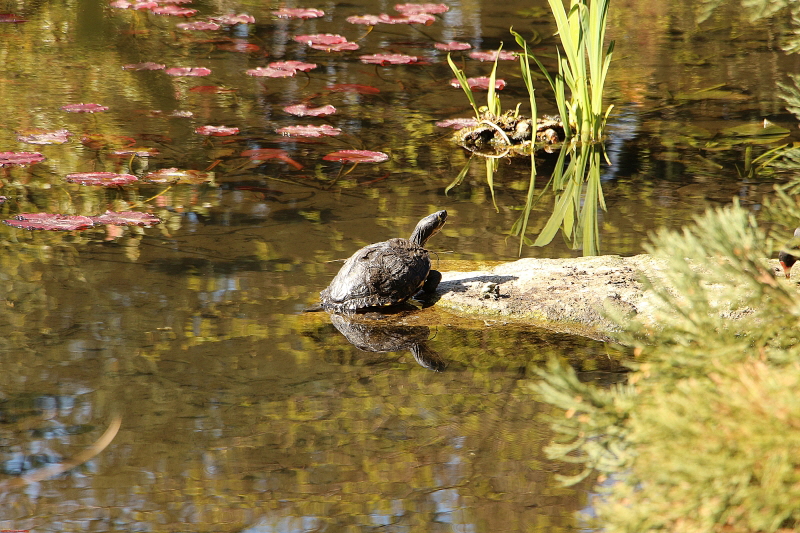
xmin=526 ymin=0 xmax=614 ymax=142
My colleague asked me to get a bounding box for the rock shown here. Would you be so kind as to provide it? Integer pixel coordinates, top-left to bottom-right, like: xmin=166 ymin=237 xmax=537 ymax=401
xmin=434 ymin=255 xmax=682 ymax=342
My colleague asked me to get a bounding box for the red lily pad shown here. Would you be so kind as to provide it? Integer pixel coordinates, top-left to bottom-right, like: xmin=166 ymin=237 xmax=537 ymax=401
xmin=143 ymin=168 xmax=215 ymax=185
xmin=293 ymin=33 xmax=359 ymax=51
xmin=195 ymin=125 xmax=239 ymax=136
xmin=165 ymin=67 xmax=211 ymax=76
xmin=0 ymin=13 xmax=28 ymax=22
xmin=394 ymin=3 xmax=448 ymax=14
xmin=293 ymin=33 xmax=346 ymax=45
xmin=132 ymin=1 xmax=158 ymax=9
xmin=0 ymin=152 xmax=45 ymax=167
xmin=276 ymin=124 xmax=342 ymax=137
xmin=216 ymin=41 xmax=261 ymax=53
xmin=16 ymin=129 xmax=72 ymax=145
xmin=359 ymin=53 xmax=418 ymax=65
xmin=246 ymin=67 xmax=297 ymax=78
xmin=5 ymin=214 xmax=95 ymax=231
xmin=468 ymin=50 xmax=516 ymax=61
xmin=323 ymin=150 xmax=389 ymax=163
xmin=283 ymin=104 xmax=336 ymax=117
xmin=273 ymin=7 xmax=324 ymax=19
xmin=270 ymin=60 xmax=317 ymax=72
xmin=176 ymin=21 xmax=220 ymax=30
xmin=189 ymin=85 xmax=237 ymax=94
xmin=209 ymin=13 xmax=255 ymax=24
xmin=435 ymin=41 xmax=471 ymax=51
xmin=62 ymin=103 xmax=109 ymax=113
xmin=311 ymin=41 xmax=359 ymax=51
xmin=241 ymin=149 xmax=303 ymax=170
xmin=346 ymin=13 xmax=435 ymax=25
xmin=150 ymin=5 xmax=196 ymax=15
xmin=122 ymin=62 xmax=166 ymax=71
xmin=436 ymin=118 xmax=479 ymax=129
xmin=450 ymin=77 xmax=506 ymax=90
xmin=328 ymin=83 xmax=380 ymax=94
xmin=66 ymin=172 xmax=139 ymax=186
xmin=90 ymin=210 xmax=161 ymax=227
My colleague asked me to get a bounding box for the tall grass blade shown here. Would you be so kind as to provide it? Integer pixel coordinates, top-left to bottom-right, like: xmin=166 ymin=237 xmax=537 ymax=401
xmin=446 ymin=53 xmax=479 ymax=118
xmin=486 ymin=44 xmax=503 ymax=116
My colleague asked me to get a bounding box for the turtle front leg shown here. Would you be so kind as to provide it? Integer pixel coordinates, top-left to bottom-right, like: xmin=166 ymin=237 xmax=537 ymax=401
xmin=421 ymin=269 xmax=442 ymax=294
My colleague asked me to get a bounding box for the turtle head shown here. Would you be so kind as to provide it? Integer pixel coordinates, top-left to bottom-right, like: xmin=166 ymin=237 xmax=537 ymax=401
xmin=410 ymin=210 xmax=447 ymax=247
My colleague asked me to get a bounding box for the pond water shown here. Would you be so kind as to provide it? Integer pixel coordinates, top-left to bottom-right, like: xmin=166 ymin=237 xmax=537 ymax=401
xmin=1 ymin=0 xmax=799 ymax=530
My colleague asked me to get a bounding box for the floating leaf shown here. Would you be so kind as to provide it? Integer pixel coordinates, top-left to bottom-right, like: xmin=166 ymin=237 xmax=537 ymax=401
xmin=241 ymin=148 xmax=303 ymax=169
xmin=435 ymin=118 xmax=478 ymax=129
xmin=133 ymin=1 xmax=158 ymax=9
xmin=165 ymin=67 xmax=211 ymax=76
xmin=195 ymin=125 xmax=239 ymax=136
xmin=122 ymin=62 xmax=166 ymax=70
xmin=276 ymin=124 xmax=342 ymax=137
xmin=273 ymin=7 xmax=324 ymax=19
xmin=293 ymin=33 xmax=358 ymax=51
xmin=66 ymin=172 xmax=138 ymax=186
xmin=80 ymin=134 xmax=136 ymax=150
xmin=346 ymin=13 xmax=435 ymax=24
xmin=110 ymin=148 xmax=160 ymax=157
xmin=5 ymin=213 xmax=95 ymax=231
xmin=208 ymin=13 xmax=254 ymax=24
xmin=16 ymin=129 xmax=71 ymax=145
xmin=450 ymin=77 xmax=505 ymax=90
xmin=144 ymin=167 xmax=215 ymax=185
xmin=61 ymin=103 xmax=109 ymax=113
xmin=323 ymin=150 xmax=389 ymax=163
xmin=246 ymin=67 xmax=296 ymax=78
xmin=0 ymin=152 xmax=45 ymax=167
xmin=216 ymin=41 xmax=261 ymax=53
xmin=435 ymin=41 xmax=471 ymax=51
xmin=311 ymin=41 xmax=359 ymax=51
xmin=469 ymin=50 xmax=516 ymax=61
xmin=0 ymin=13 xmax=28 ymax=22
xmin=359 ymin=53 xmax=418 ymax=65
xmin=189 ymin=85 xmax=237 ymax=94
xmin=394 ymin=3 xmax=448 ymax=14
xmin=719 ymin=121 xmax=790 ymax=143
xmin=176 ymin=21 xmax=220 ymax=30
xmin=328 ymin=83 xmax=380 ymax=94
xmin=150 ymin=5 xmax=196 ymax=15
xmin=90 ymin=210 xmax=161 ymax=227
xmin=283 ymin=103 xmax=336 ymax=116
xmin=270 ymin=60 xmax=317 ymax=72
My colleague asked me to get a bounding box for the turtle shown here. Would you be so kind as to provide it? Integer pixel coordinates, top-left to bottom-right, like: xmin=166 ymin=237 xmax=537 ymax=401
xmin=320 ymin=210 xmax=447 ymax=313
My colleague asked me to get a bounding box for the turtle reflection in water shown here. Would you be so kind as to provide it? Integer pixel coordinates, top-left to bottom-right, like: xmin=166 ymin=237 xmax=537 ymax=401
xmin=320 ymin=210 xmax=447 ymax=313
xmin=329 ymin=314 xmax=446 ymax=372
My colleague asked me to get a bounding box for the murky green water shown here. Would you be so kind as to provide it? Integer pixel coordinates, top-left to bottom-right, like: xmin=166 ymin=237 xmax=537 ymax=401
xmin=0 ymin=0 xmax=798 ymax=530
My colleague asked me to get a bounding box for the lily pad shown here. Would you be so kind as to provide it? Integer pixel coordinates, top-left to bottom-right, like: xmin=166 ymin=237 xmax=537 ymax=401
xmin=144 ymin=167 xmax=215 ymax=185
xmin=16 ymin=129 xmax=71 ymax=145
xmin=90 ymin=210 xmax=161 ymax=227
xmin=165 ymin=67 xmax=211 ymax=77
xmin=276 ymin=124 xmax=342 ymax=137
xmin=66 ymin=172 xmax=138 ymax=186
xmin=323 ymin=150 xmax=389 ymax=163
xmin=283 ymin=104 xmax=337 ymax=116
xmin=195 ymin=125 xmax=239 ymax=136
xmin=5 ymin=213 xmax=95 ymax=231
xmin=273 ymin=7 xmax=324 ymax=19
xmin=61 ymin=103 xmax=109 ymax=113
xmin=0 ymin=152 xmax=45 ymax=167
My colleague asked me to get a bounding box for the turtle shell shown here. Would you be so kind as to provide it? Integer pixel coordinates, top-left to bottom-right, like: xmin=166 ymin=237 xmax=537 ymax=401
xmin=320 ymin=237 xmax=430 ymax=312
